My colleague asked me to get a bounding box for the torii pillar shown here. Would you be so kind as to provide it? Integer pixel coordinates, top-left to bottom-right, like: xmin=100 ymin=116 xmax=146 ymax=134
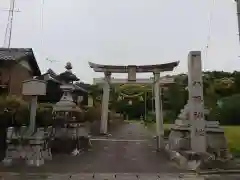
xmin=153 ymin=71 xmax=164 ymax=149
xmin=101 ymin=72 xmax=111 ymax=134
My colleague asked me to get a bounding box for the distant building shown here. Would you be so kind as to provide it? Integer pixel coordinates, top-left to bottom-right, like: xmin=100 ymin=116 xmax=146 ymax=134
xmin=37 ymin=69 xmax=88 ymax=106
xmin=0 ymin=48 xmax=41 ymax=96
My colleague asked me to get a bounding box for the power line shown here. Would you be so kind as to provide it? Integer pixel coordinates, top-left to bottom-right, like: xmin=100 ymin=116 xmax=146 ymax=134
xmin=204 ymin=0 xmax=216 ymax=61
xmin=40 ymin=0 xmax=57 ymax=67
xmin=40 ymin=0 xmax=45 ymax=52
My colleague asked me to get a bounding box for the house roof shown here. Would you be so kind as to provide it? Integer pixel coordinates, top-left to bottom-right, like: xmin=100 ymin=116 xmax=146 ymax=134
xmin=41 ymin=68 xmax=57 ymax=77
xmin=0 ymin=48 xmax=41 ymax=76
xmin=73 ymin=83 xmax=88 ymax=93
xmin=39 ymin=69 xmax=88 ymax=93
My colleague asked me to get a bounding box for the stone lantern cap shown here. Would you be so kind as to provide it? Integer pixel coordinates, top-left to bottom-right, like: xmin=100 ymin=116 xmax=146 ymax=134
xmin=57 ymin=62 xmax=79 ymax=83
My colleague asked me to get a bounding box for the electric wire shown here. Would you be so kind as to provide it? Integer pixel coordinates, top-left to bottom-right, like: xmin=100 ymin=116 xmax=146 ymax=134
xmin=40 ymin=0 xmax=45 ymax=58
xmin=204 ymin=0 xmax=216 ymax=62
xmin=40 ymin=0 xmax=60 ymax=67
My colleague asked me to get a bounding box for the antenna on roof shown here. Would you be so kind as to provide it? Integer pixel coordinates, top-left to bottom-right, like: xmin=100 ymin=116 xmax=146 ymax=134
xmin=46 ymin=58 xmax=59 ymax=63
xmin=2 ymin=0 xmax=21 ymax=48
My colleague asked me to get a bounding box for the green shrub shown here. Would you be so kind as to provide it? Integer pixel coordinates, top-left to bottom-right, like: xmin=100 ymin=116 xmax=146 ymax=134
xmin=36 ymin=103 xmax=53 ymax=126
xmin=0 ymin=96 xmax=55 ymax=127
xmin=15 ymin=104 xmax=30 ymax=126
xmin=0 ymin=96 xmax=27 ymax=111
xmin=209 ymin=94 xmax=240 ymax=125
xmin=38 ymin=103 xmax=54 ymax=110
xmin=84 ymin=105 xmax=101 ymax=122
xmin=164 ymin=111 xmax=177 ymax=124
xmin=0 ymin=96 xmax=28 ymax=126
xmin=36 ymin=106 xmax=53 ymax=127
xmin=145 ymin=112 xmax=155 ymax=122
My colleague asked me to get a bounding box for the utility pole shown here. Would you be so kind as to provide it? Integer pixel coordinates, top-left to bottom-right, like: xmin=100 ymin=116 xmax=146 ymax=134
xmin=236 ymin=0 xmax=240 ymax=43
xmin=2 ymin=0 xmax=20 ymax=48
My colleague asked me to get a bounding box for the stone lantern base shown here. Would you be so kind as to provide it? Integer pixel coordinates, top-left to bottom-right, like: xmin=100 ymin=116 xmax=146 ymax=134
xmin=3 ymin=126 xmax=52 ymax=167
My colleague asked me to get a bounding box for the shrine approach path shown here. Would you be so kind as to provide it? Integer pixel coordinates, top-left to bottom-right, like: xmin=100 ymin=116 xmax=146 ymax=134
xmin=0 ymin=121 xmax=182 ymax=173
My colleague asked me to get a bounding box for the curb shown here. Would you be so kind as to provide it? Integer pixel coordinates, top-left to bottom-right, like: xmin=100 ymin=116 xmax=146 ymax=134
xmin=198 ymin=169 xmax=240 ymax=175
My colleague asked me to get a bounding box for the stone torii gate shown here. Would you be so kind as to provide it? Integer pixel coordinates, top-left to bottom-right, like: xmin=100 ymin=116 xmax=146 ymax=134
xmin=89 ymin=61 xmax=179 ymax=149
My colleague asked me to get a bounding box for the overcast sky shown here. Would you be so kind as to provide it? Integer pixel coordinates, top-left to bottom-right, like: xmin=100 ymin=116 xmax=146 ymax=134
xmin=0 ymin=0 xmax=239 ymax=83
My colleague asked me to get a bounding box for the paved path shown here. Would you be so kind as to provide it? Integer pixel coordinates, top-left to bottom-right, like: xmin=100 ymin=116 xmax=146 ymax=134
xmin=0 ymin=122 xmax=180 ymax=173
xmin=1 ymin=122 xmax=240 ymax=179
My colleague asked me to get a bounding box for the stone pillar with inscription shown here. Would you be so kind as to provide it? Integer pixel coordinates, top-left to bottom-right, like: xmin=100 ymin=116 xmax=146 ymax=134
xmin=188 ymin=51 xmax=206 ymax=153
xmin=167 ymin=51 xmax=231 ymax=170
xmin=100 ymin=72 xmax=111 ymax=134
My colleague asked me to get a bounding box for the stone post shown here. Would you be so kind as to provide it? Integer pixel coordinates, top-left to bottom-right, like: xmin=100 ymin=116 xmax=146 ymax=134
xmin=188 ymin=51 xmax=206 ymax=153
xmin=100 ymin=72 xmax=111 ymax=134
xmin=28 ymin=96 xmax=38 ymax=134
xmin=154 ymin=71 xmax=164 ymax=150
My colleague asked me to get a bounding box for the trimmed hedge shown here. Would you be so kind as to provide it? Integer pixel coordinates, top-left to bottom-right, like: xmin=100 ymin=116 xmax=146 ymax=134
xmin=0 ymin=96 xmax=118 ymax=127
xmin=0 ymin=96 xmax=53 ymax=127
xmin=84 ymin=105 xmax=101 ymax=122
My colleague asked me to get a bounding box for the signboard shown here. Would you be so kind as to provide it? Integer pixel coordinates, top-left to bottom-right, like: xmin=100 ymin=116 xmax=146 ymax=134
xmin=22 ymin=79 xmax=46 ymax=96
xmin=128 ymin=66 xmax=136 ymax=82
xmin=88 ymin=96 xmax=93 ymax=107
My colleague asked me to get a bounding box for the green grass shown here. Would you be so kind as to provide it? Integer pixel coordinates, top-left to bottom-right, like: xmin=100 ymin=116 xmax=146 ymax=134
xmin=125 ymin=120 xmax=240 ymax=157
xmin=223 ymin=126 xmax=240 ymax=157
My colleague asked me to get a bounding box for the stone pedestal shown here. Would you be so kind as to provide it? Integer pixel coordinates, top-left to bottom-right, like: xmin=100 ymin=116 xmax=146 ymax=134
xmin=166 ymin=51 xmax=231 ymax=170
xmin=167 ymin=120 xmax=231 ymax=170
xmin=51 ymin=123 xmax=90 ymax=154
xmin=3 ymin=126 xmax=52 ymax=167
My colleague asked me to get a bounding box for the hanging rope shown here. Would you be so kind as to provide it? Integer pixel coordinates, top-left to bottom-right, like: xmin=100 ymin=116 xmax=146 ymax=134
xmin=119 ymin=92 xmax=144 ymax=98
xmin=204 ymin=0 xmax=216 ymax=61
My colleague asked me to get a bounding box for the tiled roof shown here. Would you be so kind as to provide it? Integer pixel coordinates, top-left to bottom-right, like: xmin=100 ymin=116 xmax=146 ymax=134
xmin=46 ymin=68 xmax=57 ymax=77
xmin=40 ymin=69 xmax=88 ymax=93
xmin=73 ymin=83 xmax=88 ymax=93
xmin=0 ymin=48 xmax=41 ymax=76
xmin=0 ymin=48 xmax=32 ymax=61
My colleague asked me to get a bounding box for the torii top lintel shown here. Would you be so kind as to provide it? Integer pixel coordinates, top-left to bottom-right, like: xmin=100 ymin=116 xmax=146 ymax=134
xmin=88 ymin=61 xmax=179 ymax=73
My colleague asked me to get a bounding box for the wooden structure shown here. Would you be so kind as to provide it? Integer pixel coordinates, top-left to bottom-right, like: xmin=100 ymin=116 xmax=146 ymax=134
xmin=0 ymin=48 xmax=41 ymax=96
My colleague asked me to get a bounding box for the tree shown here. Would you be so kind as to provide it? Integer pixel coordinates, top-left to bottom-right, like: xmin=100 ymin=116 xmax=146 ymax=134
xmin=209 ymin=94 xmax=240 ymax=125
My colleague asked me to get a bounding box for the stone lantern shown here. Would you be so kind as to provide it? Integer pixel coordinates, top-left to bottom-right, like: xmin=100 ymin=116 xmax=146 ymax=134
xmin=51 ymin=62 xmax=89 ymax=154
xmin=53 ymin=62 xmax=83 ymax=120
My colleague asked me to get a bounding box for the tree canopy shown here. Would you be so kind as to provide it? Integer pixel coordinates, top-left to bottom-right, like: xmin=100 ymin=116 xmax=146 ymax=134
xmin=84 ymin=71 xmax=240 ymax=125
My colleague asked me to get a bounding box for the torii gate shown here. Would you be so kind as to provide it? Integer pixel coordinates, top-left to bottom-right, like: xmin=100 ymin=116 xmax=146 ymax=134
xmin=89 ymin=61 xmax=179 ymax=149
